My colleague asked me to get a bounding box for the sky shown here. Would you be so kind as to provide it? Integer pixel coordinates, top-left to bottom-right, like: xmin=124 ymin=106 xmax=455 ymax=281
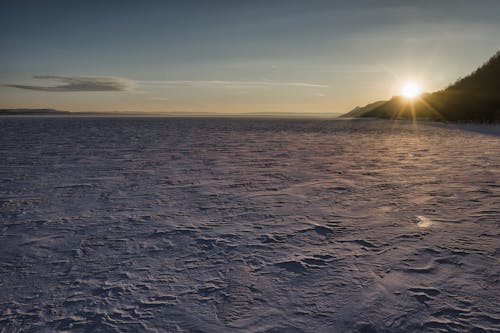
xmin=1 ymin=0 xmax=499 ymax=115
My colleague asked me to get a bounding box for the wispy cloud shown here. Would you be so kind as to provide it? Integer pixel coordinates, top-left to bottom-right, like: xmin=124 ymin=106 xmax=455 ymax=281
xmin=138 ymin=80 xmax=329 ymax=88
xmin=5 ymin=75 xmax=134 ymax=92
xmin=5 ymin=76 xmax=328 ymax=93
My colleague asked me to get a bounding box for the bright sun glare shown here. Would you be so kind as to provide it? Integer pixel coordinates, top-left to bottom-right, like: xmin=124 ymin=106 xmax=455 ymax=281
xmin=401 ymin=81 xmax=421 ymax=99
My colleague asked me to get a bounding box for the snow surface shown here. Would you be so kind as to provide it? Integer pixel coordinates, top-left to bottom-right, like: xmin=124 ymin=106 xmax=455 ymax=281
xmin=0 ymin=117 xmax=499 ymax=333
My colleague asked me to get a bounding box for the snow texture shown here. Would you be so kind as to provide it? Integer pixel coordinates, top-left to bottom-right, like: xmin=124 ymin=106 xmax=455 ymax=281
xmin=0 ymin=117 xmax=499 ymax=332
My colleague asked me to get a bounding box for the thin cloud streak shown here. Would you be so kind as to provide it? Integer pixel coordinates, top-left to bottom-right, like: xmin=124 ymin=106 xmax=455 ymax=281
xmin=138 ymin=80 xmax=329 ymax=88
xmin=5 ymin=75 xmax=134 ymax=92
xmin=5 ymin=76 xmax=328 ymax=93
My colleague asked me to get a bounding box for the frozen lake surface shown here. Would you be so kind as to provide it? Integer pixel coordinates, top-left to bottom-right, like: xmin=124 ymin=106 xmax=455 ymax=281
xmin=0 ymin=117 xmax=499 ymax=332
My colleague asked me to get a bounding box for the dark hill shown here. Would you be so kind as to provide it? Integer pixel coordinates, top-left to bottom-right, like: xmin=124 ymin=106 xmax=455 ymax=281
xmin=341 ymin=100 xmax=387 ymax=118
xmin=342 ymin=51 xmax=500 ymax=122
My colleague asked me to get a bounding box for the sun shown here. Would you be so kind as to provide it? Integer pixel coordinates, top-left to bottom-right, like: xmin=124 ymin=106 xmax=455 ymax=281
xmin=401 ymin=81 xmax=421 ymax=99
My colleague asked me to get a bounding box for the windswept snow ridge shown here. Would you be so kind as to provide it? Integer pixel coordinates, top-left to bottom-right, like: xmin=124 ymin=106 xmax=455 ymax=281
xmin=0 ymin=118 xmax=499 ymax=332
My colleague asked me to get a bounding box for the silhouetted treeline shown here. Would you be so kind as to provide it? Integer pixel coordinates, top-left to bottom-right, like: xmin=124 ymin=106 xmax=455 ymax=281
xmin=343 ymin=51 xmax=500 ymax=122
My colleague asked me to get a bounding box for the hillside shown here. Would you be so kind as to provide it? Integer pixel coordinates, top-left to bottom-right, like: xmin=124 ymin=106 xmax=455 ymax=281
xmin=342 ymin=51 xmax=500 ymax=122
xmin=342 ymin=100 xmax=387 ymax=118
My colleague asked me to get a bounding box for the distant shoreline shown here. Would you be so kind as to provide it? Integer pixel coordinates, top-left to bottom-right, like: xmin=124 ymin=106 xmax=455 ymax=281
xmin=2 ymin=109 xmax=500 ymax=126
xmin=0 ymin=109 xmax=342 ymax=119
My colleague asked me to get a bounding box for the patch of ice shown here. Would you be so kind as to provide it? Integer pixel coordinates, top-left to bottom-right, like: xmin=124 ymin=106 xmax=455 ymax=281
xmin=416 ymin=215 xmax=433 ymax=228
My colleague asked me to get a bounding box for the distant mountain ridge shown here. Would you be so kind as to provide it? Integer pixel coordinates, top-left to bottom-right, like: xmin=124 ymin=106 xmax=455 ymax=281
xmin=0 ymin=108 xmax=69 ymax=115
xmin=342 ymin=51 xmax=500 ymax=122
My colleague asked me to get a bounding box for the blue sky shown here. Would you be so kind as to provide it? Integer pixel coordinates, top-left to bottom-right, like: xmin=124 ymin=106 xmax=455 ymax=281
xmin=1 ymin=0 xmax=499 ymax=114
